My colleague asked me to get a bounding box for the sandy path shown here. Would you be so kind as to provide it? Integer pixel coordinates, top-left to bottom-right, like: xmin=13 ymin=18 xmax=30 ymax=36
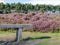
xmin=0 ymin=33 xmax=16 ymax=41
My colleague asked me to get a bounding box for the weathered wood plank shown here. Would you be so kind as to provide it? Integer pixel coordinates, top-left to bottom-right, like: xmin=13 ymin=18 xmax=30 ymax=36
xmin=0 ymin=24 xmax=33 ymax=29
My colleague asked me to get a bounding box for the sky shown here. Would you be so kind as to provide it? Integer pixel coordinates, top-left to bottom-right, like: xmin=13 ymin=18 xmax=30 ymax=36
xmin=0 ymin=0 xmax=60 ymax=5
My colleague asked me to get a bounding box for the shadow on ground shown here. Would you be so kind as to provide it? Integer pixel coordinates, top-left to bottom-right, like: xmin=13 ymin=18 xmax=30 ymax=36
xmin=23 ymin=36 xmax=51 ymax=41
xmin=0 ymin=36 xmax=51 ymax=45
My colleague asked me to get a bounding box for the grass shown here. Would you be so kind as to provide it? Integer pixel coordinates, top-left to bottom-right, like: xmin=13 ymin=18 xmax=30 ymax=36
xmin=0 ymin=31 xmax=60 ymax=45
xmin=22 ymin=32 xmax=60 ymax=45
xmin=0 ymin=31 xmax=16 ymax=41
xmin=35 ymin=39 xmax=60 ymax=45
xmin=0 ymin=31 xmax=12 ymax=34
xmin=22 ymin=32 xmax=59 ymax=39
xmin=0 ymin=30 xmax=16 ymax=34
xmin=35 ymin=38 xmax=60 ymax=45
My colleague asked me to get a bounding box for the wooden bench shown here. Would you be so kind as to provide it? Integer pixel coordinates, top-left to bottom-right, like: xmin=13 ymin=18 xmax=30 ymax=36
xmin=0 ymin=24 xmax=33 ymax=42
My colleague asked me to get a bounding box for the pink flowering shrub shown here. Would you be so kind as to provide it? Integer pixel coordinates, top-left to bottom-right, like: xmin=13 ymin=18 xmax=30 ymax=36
xmin=0 ymin=12 xmax=60 ymax=32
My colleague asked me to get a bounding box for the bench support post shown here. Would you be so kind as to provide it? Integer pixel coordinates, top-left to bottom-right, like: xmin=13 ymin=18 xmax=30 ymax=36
xmin=16 ymin=28 xmax=22 ymax=42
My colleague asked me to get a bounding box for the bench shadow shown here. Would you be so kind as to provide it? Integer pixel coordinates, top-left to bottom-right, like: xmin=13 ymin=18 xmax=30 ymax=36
xmin=22 ymin=36 xmax=51 ymax=45
xmin=0 ymin=36 xmax=51 ymax=45
xmin=23 ymin=36 xmax=51 ymax=41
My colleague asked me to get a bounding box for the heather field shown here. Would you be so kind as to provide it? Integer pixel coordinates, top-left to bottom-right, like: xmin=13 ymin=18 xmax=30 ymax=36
xmin=0 ymin=12 xmax=60 ymax=32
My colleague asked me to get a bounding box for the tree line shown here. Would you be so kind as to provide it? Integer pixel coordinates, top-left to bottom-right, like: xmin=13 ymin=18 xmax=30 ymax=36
xmin=0 ymin=2 xmax=60 ymax=14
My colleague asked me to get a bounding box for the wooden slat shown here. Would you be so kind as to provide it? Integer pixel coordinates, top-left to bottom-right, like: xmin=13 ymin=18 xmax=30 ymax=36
xmin=0 ymin=24 xmax=33 ymax=29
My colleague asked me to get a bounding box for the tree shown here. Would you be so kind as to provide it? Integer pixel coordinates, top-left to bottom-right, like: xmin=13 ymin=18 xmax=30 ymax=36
xmin=6 ymin=7 xmax=11 ymax=13
xmin=20 ymin=4 xmax=29 ymax=13
xmin=5 ymin=3 xmax=10 ymax=8
xmin=4 ymin=3 xmax=11 ymax=13
xmin=0 ymin=3 xmax=5 ymax=13
xmin=3 ymin=7 xmax=11 ymax=14
xmin=3 ymin=9 xmax=7 ymax=14
xmin=0 ymin=3 xmax=5 ymax=9
xmin=10 ymin=3 xmax=16 ymax=9
xmin=34 ymin=4 xmax=40 ymax=11
xmin=15 ymin=2 xmax=22 ymax=13
xmin=39 ymin=8 xmax=44 ymax=13
xmin=56 ymin=5 xmax=60 ymax=11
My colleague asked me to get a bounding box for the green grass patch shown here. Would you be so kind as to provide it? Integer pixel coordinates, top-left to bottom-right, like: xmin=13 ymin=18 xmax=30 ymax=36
xmin=0 ymin=31 xmax=60 ymax=45
xmin=22 ymin=32 xmax=60 ymax=45
xmin=35 ymin=38 xmax=60 ymax=45
xmin=0 ymin=30 xmax=16 ymax=34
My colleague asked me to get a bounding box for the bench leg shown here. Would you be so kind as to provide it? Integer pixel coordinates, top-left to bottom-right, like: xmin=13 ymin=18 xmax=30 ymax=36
xmin=16 ymin=28 xmax=22 ymax=42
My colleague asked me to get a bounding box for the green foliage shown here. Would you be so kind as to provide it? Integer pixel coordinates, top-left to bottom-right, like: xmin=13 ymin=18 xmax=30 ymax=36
xmin=39 ymin=8 xmax=44 ymax=13
xmin=15 ymin=3 xmax=22 ymax=13
xmin=0 ymin=3 xmax=60 ymax=14
xmin=3 ymin=9 xmax=7 ymax=14
xmin=5 ymin=3 xmax=10 ymax=8
xmin=6 ymin=7 xmax=11 ymax=13
xmin=0 ymin=3 xmax=5 ymax=9
xmin=0 ymin=28 xmax=16 ymax=33
xmin=3 ymin=7 xmax=11 ymax=14
xmin=10 ymin=3 xmax=16 ymax=9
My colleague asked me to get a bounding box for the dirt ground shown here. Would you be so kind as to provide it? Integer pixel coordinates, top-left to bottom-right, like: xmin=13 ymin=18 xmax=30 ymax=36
xmin=0 ymin=33 xmax=41 ymax=45
xmin=0 ymin=33 xmax=16 ymax=41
